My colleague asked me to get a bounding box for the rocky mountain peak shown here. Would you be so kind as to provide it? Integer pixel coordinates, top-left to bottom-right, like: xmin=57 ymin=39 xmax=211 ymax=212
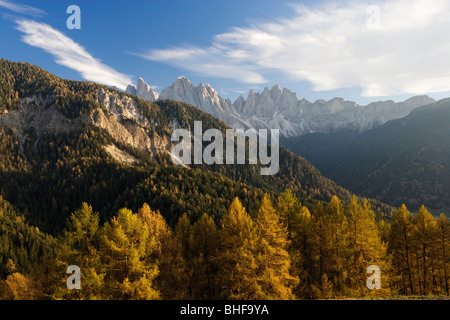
xmin=127 ymin=75 xmax=436 ymax=137
xmin=126 ymin=78 xmax=159 ymax=102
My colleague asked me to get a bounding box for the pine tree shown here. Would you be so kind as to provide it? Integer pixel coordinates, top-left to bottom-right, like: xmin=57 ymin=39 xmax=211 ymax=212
xmin=255 ymin=195 xmax=298 ymax=299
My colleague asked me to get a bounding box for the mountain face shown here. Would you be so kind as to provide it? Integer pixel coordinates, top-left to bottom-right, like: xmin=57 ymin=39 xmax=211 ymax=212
xmin=132 ymin=77 xmax=435 ymax=137
xmin=126 ymin=77 xmax=159 ymax=102
xmin=283 ymin=99 xmax=450 ymax=214
xmin=158 ymin=76 xmax=250 ymax=130
xmin=0 ymin=59 xmax=355 ymax=233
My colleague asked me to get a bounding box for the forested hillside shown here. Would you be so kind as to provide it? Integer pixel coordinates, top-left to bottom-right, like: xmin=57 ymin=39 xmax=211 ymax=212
xmin=1 ymin=193 xmax=448 ymax=299
xmin=0 ymin=59 xmax=353 ymax=234
xmin=0 ymin=60 xmax=447 ymax=300
xmin=282 ymin=99 xmax=450 ymax=214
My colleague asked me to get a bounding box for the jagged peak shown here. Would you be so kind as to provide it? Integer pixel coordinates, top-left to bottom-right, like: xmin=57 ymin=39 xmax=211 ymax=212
xmin=271 ymin=84 xmax=281 ymax=90
xmin=136 ymin=77 xmax=153 ymax=91
xmin=137 ymin=77 xmax=148 ymax=86
xmin=125 ymin=84 xmax=136 ymax=95
xmin=176 ymin=76 xmax=192 ymax=83
xmin=235 ymin=95 xmax=245 ymax=102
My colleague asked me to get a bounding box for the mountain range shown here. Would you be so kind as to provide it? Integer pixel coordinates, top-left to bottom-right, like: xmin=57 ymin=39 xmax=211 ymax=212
xmin=282 ymin=99 xmax=450 ymax=213
xmin=0 ymin=59 xmax=360 ymax=233
xmin=1 ymin=58 xmax=447 ymax=233
xmin=125 ymin=76 xmax=450 ymax=214
xmin=126 ymin=77 xmax=435 ymax=137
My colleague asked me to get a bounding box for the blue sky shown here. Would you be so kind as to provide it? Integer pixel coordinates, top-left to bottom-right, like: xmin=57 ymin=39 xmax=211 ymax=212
xmin=2 ymin=0 xmax=450 ymax=105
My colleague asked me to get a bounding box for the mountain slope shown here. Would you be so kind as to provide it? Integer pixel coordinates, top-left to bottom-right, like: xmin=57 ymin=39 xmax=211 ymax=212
xmin=0 ymin=59 xmax=354 ymax=233
xmin=284 ymin=99 xmax=450 ymax=213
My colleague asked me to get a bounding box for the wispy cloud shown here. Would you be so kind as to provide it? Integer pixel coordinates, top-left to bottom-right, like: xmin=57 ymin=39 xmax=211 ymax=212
xmin=0 ymin=0 xmax=45 ymax=17
xmin=131 ymin=47 xmax=267 ymax=84
xmin=136 ymin=0 xmax=450 ymax=97
xmin=15 ymin=19 xmax=132 ymax=89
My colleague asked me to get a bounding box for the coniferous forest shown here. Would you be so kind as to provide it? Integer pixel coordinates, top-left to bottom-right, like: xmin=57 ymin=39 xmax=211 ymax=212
xmin=0 ymin=60 xmax=449 ymax=301
xmin=0 ymin=193 xmax=449 ymax=300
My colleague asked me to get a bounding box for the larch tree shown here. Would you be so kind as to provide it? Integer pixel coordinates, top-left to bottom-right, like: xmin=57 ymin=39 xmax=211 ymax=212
xmin=255 ymin=195 xmax=298 ymax=300
xmin=190 ymin=213 xmax=220 ymax=300
xmin=309 ymin=202 xmax=333 ymax=295
xmin=53 ymin=202 xmax=104 ymax=300
xmin=389 ymin=204 xmax=415 ymax=295
xmin=100 ymin=208 xmax=159 ymax=300
xmin=435 ymin=214 xmax=450 ymax=295
xmin=290 ymin=205 xmax=313 ymax=299
xmin=344 ymin=197 xmax=388 ymax=297
xmin=277 ymin=190 xmax=312 ymax=298
xmin=276 ymin=190 xmax=302 ymax=244
xmin=411 ymin=206 xmax=438 ymax=295
xmin=138 ymin=203 xmax=186 ymax=300
xmin=4 ymin=272 xmax=39 ymax=300
xmin=309 ymin=199 xmax=346 ymax=298
xmin=325 ymin=196 xmax=347 ymax=295
xmin=174 ymin=213 xmax=193 ymax=299
xmin=217 ymin=197 xmax=260 ymax=300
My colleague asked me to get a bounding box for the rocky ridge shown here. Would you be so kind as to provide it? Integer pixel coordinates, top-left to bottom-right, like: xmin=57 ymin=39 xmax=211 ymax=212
xmin=128 ymin=77 xmax=435 ymax=137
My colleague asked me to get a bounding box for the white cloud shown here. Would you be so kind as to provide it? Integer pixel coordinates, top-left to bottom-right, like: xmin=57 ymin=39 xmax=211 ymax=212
xmin=15 ymin=19 xmax=132 ymax=89
xmin=0 ymin=0 xmax=45 ymax=16
xmin=136 ymin=0 xmax=450 ymax=97
xmin=135 ymin=46 xmax=266 ymax=84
